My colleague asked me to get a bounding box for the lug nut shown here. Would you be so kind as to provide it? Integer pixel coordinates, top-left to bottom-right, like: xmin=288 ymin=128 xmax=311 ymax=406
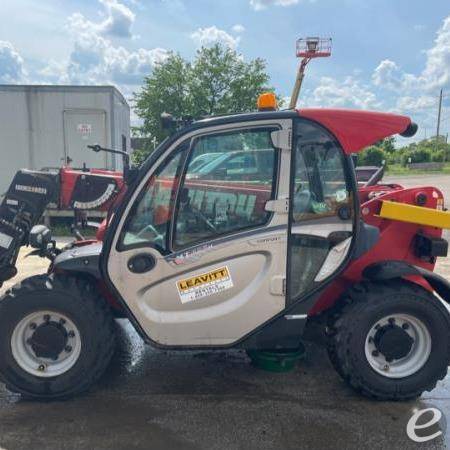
xmin=388 ymin=318 xmax=395 ymax=325
xmin=29 ymin=323 xmax=37 ymax=330
xmin=402 ymin=323 xmax=409 ymax=330
xmin=38 ymin=364 xmax=46 ymax=372
xmin=372 ymin=350 xmax=379 ymax=357
xmin=65 ymin=345 xmax=72 ymax=353
xmin=383 ymin=364 xmax=390 ymax=371
xmin=68 ymin=331 xmax=75 ymax=338
xmin=368 ymin=337 xmax=374 ymax=344
xmin=59 ymin=318 xmax=66 ymax=325
xmin=44 ymin=314 xmax=51 ymax=322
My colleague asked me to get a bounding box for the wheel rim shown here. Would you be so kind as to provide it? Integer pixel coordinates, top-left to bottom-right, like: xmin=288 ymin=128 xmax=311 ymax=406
xmin=11 ymin=310 xmax=82 ymax=378
xmin=364 ymin=313 xmax=432 ymax=379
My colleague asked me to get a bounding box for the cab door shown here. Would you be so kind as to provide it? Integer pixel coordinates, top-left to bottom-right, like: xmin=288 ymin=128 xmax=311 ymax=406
xmin=105 ymin=119 xmax=292 ymax=347
xmin=287 ymin=119 xmax=356 ymax=304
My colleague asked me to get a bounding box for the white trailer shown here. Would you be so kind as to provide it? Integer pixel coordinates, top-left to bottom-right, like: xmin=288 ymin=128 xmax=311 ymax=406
xmin=0 ymin=85 xmax=130 ymax=194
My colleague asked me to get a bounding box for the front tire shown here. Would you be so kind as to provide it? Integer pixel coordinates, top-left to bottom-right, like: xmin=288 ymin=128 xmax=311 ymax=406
xmin=328 ymin=280 xmax=450 ymax=400
xmin=0 ymin=274 xmax=116 ymax=400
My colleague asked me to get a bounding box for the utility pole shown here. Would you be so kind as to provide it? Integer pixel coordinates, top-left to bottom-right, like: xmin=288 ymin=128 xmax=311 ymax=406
xmin=436 ymin=88 xmax=443 ymax=148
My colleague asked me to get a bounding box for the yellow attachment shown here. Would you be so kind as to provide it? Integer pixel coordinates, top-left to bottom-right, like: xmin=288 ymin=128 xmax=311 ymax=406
xmin=379 ymin=201 xmax=450 ymax=229
xmin=257 ymin=92 xmax=278 ymax=111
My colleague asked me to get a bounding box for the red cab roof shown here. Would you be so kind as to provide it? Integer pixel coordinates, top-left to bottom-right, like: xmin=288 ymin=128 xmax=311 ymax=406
xmin=298 ymin=108 xmax=414 ymax=155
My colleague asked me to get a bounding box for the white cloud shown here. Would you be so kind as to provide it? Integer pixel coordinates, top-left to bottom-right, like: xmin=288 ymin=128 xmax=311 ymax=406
xmin=0 ymin=40 xmax=26 ymax=83
xmin=307 ymin=76 xmax=380 ymax=110
xmin=232 ymin=24 xmax=245 ymax=34
xmin=191 ymin=26 xmax=240 ymax=49
xmin=105 ymin=47 xmax=169 ymax=84
xmin=372 ymin=59 xmax=402 ymax=89
xmin=372 ymin=15 xmax=450 ymax=96
xmin=98 ymin=0 xmax=136 ymax=38
xmin=395 ymin=95 xmax=437 ymax=113
xmin=42 ymin=6 xmax=168 ymax=86
xmin=250 ymin=0 xmax=299 ymax=11
xmin=66 ymin=0 xmax=135 ymax=42
xmin=363 ymin=14 xmax=450 ymax=140
xmin=421 ymin=15 xmax=450 ymax=90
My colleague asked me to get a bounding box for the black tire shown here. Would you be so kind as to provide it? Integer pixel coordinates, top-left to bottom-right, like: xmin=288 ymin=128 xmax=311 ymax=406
xmin=325 ymin=302 xmax=351 ymax=381
xmin=0 ymin=274 xmax=116 ymax=400
xmin=327 ymin=280 xmax=450 ymax=400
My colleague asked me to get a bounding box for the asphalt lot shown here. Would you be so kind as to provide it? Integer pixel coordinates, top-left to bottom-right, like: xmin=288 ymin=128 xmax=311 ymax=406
xmin=0 ymin=174 xmax=450 ymax=450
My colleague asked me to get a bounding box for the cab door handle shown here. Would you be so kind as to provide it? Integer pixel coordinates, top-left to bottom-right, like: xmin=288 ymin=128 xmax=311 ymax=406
xmin=127 ymin=254 xmax=156 ymax=273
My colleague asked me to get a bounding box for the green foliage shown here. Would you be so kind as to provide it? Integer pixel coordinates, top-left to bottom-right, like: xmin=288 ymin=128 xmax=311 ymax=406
xmin=134 ymin=53 xmax=191 ymax=151
xmin=131 ymin=148 xmax=150 ymax=167
xmin=374 ymin=136 xmax=396 ymax=154
xmin=431 ymin=149 xmax=445 ymax=163
xmin=133 ymin=44 xmax=274 ymax=163
xmin=364 ymin=137 xmax=449 ymax=169
xmin=401 ymin=148 xmax=431 ymax=165
xmin=188 ymin=45 xmax=270 ymax=117
xmin=358 ymin=146 xmax=386 ymax=166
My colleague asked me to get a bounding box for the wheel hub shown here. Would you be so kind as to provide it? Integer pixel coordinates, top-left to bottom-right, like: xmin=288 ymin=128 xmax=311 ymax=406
xmin=365 ymin=314 xmax=432 ymax=379
xmin=11 ymin=310 xmax=82 ymax=378
xmin=373 ymin=324 xmax=414 ymax=361
xmin=29 ymin=321 xmax=68 ymax=360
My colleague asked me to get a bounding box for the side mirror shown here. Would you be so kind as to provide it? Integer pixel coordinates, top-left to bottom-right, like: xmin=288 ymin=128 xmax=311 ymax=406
xmin=87 ymin=144 xmax=131 ymax=184
xmin=125 ymin=167 xmax=139 ymax=184
xmin=29 ymin=225 xmax=52 ymax=250
xmin=160 ymin=112 xmax=193 ymax=131
xmin=161 ymin=112 xmax=176 ymax=131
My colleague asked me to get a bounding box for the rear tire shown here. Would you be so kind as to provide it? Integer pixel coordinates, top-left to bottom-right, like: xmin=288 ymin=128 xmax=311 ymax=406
xmin=0 ymin=274 xmax=116 ymax=400
xmin=327 ymin=280 xmax=450 ymax=400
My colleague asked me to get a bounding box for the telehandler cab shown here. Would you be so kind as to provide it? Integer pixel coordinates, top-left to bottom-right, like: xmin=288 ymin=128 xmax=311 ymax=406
xmin=1 ymin=101 xmax=450 ymax=401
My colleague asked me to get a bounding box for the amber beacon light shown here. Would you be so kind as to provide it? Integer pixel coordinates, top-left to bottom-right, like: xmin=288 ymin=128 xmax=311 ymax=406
xmin=257 ymin=92 xmax=278 ymax=111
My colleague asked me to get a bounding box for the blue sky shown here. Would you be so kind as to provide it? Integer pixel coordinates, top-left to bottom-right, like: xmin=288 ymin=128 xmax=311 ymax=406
xmin=1 ymin=0 xmax=449 ymax=142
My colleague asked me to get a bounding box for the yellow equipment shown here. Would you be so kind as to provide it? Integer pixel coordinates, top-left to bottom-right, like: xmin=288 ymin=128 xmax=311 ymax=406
xmin=379 ymin=201 xmax=450 ymax=230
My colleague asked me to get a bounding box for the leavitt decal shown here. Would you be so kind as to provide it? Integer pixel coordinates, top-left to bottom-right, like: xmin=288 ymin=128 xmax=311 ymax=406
xmin=176 ymin=266 xmax=233 ymax=304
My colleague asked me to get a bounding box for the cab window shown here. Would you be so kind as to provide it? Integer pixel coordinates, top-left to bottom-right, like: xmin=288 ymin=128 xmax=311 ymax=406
xmin=173 ymin=127 xmax=278 ymax=249
xmin=118 ymin=143 xmax=186 ymax=252
xmin=293 ymin=133 xmax=350 ymax=221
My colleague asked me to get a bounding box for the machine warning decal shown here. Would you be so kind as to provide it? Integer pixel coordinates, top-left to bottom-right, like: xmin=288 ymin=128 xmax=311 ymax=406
xmin=176 ymin=266 xmax=233 ymax=304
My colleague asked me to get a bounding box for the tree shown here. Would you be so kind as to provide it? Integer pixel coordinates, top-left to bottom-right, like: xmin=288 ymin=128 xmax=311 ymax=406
xmin=375 ymin=136 xmax=396 ymax=154
xmin=358 ymin=146 xmax=386 ymax=166
xmin=134 ymin=53 xmax=191 ymax=152
xmin=401 ymin=148 xmax=431 ymax=165
xmin=189 ymin=45 xmax=271 ymax=117
xmin=395 ymin=137 xmax=450 ymax=166
xmin=133 ymin=44 xmax=274 ymax=164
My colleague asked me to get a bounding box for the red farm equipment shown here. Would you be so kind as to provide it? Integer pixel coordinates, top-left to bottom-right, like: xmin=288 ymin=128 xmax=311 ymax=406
xmin=0 ymin=38 xmax=449 ymax=400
